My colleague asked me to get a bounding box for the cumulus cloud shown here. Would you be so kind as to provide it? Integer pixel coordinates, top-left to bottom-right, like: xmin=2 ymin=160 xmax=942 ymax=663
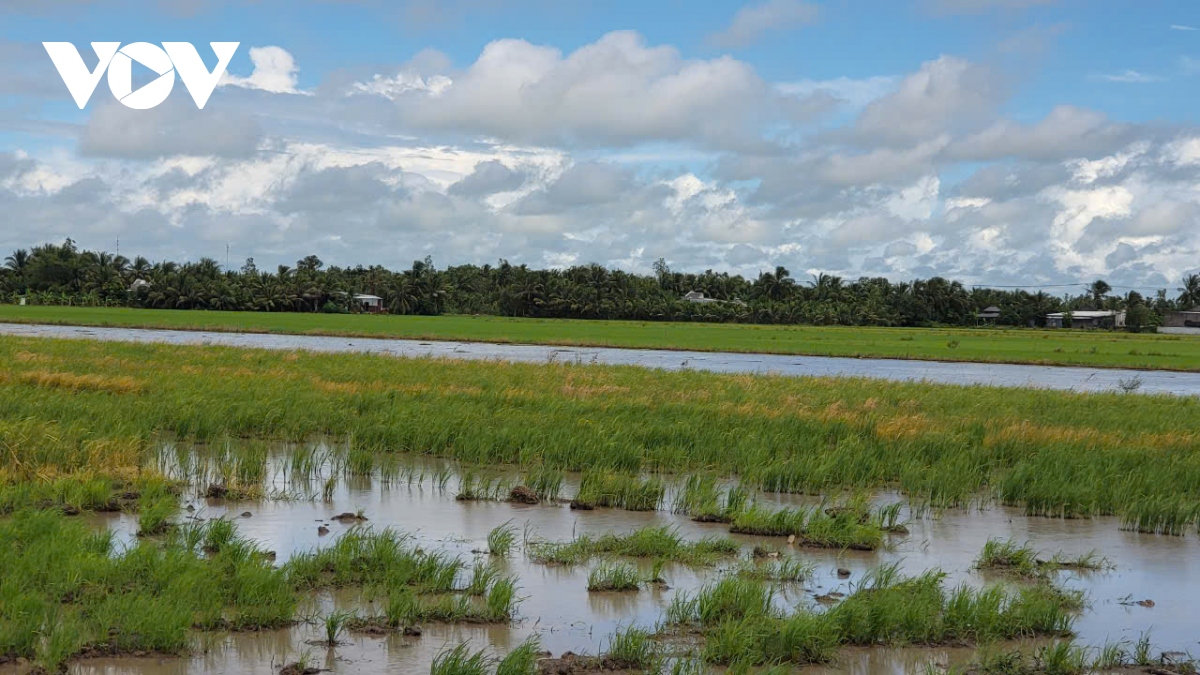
xmin=352 ymin=31 xmax=816 ymax=150
xmin=220 ymin=46 xmax=307 ymax=95
xmin=709 ymin=0 xmax=820 ymax=48
xmin=851 ymin=56 xmax=1005 ymax=146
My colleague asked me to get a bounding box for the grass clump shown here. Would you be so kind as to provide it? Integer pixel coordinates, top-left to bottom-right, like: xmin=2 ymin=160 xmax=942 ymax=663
xmin=487 ymin=522 xmax=518 ymax=557
xmin=587 ymin=563 xmax=643 ymax=592
xmin=0 ymin=510 xmax=296 ymax=670
xmin=285 ymin=526 xmax=461 ymax=592
xmin=975 ymin=539 xmax=1109 ymax=578
xmin=521 ymin=466 xmax=564 ymax=502
xmin=574 ymin=469 xmax=665 ymax=511
xmin=729 ymin=503 xmax=887 ymax=550
xmin=456 ymin=469 xmax=511 ymax=502
xmin=669 ymin=562 xmax=1080 ymax=669
xmin=427 ymin=637 xmax=544 ymax=675
xmin=528 ymin=526 xmax=739 ymax=566
xmin=431 ymin=643 xmax=494 ymax=675
xmin=496 ymin=637 xmax=542 ymax=675
xmin=672 ymin=475 xmax=750 ymax=523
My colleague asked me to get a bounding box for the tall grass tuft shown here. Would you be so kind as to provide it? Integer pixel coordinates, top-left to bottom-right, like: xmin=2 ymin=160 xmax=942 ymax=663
xmin=487 ymin=521 xmax=518 ymax=556
xmin=528 ymin=526 xmax=739 ymax=566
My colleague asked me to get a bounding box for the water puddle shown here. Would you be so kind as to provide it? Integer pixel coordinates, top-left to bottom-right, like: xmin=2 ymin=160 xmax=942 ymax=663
xmin=3 ymin=322 xmax=1199 ymax=396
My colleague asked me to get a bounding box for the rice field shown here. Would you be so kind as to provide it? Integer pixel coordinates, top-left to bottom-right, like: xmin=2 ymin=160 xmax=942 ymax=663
xmin=1 ymin=333 xmax=1198 ymax=674
xmin=4 ymin=304 xmax=1200 ymax=371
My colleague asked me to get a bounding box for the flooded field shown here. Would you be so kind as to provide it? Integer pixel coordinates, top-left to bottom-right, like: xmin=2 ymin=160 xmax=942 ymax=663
xmin=3 ymin=322 xmax=1200 ymax=396
xmin=3 ymin=335 xmax=1199 ymax=674
xmin=3 ymin=445 xmax=1194 ymax=675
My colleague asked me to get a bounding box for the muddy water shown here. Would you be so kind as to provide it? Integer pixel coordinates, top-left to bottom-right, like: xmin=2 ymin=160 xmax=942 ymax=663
xmin=10 ymin=450 xmax=1194 ymax=675
xmin=3 ymin=322 xmax=1200 ymax=396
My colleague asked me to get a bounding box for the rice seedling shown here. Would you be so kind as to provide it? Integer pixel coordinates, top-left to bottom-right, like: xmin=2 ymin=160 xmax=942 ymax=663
xmin=495 ymin=636 xmax=542 ymax=675
xmin=521 ymin=466 xmax=564 ymax=502
xmin=456 ymin=469 xmax=511 ymax=501
xmin=673 ymin=475 xmax=750 ymax=523
xmin=668 ymin=577 xmax=777 ymax=626
xmin=321 ymin=610 xmax=352 ymax=646
xmin=465 ymin=562 xmax=501 ymax=596
xmin=729 ymin=504 xmax=886 ymax=550
xmin=975 ymin=539 xmax=1109 ymax=578
xmin=587 ymin=563 xmax=643 ymax=592
xmin=668 ymin=561 xmax=1082 ymax=669
xmin=0 ymin=510 xmax=297 ymax=664
xmin=136 ymin=496 xmax=177 ymax=536
xmin=487 ymin=521 xmax=518 ymax=556
xmin=484 ymin=575 xmax=519 ymax=621
xmin=285 ymin=527 xmax=462 ymax=593
xmin=5 ymin=335 xmax=1200 ymax=531
xmin=431 ymin=643 xmax=494 ymax=675
xmin=527 ymin=526 xmax=739 ymax=566
xmin=604 ymin=626 xmax=661 ymax=671
xmin=574 ymin=469 xmax=665 ymax=511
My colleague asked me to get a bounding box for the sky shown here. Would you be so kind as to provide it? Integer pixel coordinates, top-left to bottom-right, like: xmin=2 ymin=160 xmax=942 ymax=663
xmin=1 ymin=0 xmax=1199 ymax=291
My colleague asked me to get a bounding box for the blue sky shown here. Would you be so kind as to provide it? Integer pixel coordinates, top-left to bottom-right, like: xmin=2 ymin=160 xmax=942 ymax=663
xmin=2 ymin=0 xmax=1199 ymax=291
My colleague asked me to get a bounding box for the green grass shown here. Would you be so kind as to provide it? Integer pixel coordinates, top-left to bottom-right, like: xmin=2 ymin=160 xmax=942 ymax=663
xmin=528 ymin=526 xmax=740 ymax=566
xmin=573 ymin=469 xmax=665 ymax=511
xmin=487 ymin=522 xmax=518 ymax=556
xmin=672 ymin=475 xmax=750 ymax=523
xmin=4 ymin=335 xmax=1200 ymax=529
xmin=4 ymin=304 xmax=1200 ymax=371
xmin=431 ymin=643 xmax=494 ymax=675
xmin=975 ymin=539 xmax=1109 ymax=578
xmin=0 ymin=510 xmax=297 ymax=670
xmin=587 ymin=563 xmax=644 ymax=592
xmin=669 ymin=563 xmax=1080 ymax=669
xmin=728 ymin=503 xmax=888 ymax=550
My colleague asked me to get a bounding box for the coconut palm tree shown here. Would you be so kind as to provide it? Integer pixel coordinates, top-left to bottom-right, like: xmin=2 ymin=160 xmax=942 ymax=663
xmin=1178 ymin=273 xmax=1200 ymax=309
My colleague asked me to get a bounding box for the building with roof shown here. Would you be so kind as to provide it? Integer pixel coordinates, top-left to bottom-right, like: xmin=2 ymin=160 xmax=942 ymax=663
xmin=1045 ymin=310 xmax=1125 ymax=329
xmin=1161 ymin=308 xmax=1200 ymax=335
xmin=353 ymin=294 xmax=384 ymax=313
xmin=976 ymin=306 xmax=1001 ymax=324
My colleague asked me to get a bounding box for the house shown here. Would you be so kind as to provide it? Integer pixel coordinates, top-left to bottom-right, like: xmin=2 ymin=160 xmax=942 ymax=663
xmin=683 ymin=290 xmax=720 ymax=304
xmin=976 ymin=306 xmax=1001 ymax=324
xmin=682 ymin=290 xmax=747 ymax=307
xmin=128 ymin=279 xmax=151 ymax=293
xmin=1161 ymin=308 xmax=1200 ymax=335
xmin=1045 ymin=310 xmax=1126 ymax=329
xmin=353 ymin=294 xmax=384 ymax=313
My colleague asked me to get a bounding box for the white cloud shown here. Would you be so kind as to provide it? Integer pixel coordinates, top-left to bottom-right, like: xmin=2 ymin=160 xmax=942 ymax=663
xmin=1171 ymin=24 xmax=1197 ymax=31
xmin=350 ymin=31 xmax=811 ymax=150
xmin=220 ymin=46 xmax=308 ymax=95
xmin=1097 ymin=69 xmax=1163 ymax=83
xmin=709 ymin=0 xmax=820 ymax=49
xmin=852 ymin=56 xmax=1004 ymax=146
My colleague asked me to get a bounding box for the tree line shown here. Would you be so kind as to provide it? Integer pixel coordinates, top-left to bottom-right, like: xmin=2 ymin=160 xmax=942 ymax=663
xmin=4 ymin=239 xmax=1200 ymax=329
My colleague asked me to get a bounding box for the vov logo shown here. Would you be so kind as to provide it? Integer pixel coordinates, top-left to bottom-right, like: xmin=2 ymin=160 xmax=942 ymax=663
xmin=43 ymin=42 xmax=240 ymax=110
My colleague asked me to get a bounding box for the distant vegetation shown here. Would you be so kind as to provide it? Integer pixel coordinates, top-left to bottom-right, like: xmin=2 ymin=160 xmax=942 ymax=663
xmin=5 ymin=239 xmax=1199 ymax=328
